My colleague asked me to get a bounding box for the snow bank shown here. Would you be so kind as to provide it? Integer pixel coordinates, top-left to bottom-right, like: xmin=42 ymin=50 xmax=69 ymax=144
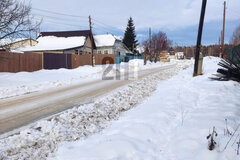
xmin=0 ymin=60 xmax=189 ymax=160
xmin=48 ymin=56 xmax=240 ymax=160
xmin=0 ymin=59 xmax=179 ymax=99
xmin=0 ymin=65 xmax=104 ymax=99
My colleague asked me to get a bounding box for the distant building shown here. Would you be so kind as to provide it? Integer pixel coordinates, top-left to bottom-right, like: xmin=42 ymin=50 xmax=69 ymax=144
xmin=94 ymin=34 xmax=132 ymax=56
xmin=175 ymin=52 xmax=185 ymax=60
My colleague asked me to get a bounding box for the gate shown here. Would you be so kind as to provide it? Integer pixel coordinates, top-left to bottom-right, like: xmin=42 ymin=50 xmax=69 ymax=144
xmin=44 ymin=53 xmax=72 ymax=69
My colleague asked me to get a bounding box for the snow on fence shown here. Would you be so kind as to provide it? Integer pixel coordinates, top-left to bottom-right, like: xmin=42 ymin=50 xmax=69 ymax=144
xmin=0 ymin=51 xmax=116 ymax=72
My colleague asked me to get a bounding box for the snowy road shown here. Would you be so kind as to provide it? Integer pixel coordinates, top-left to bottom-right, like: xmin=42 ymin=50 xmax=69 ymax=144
xmin=0 ymin=64 xmax=176 ymax=135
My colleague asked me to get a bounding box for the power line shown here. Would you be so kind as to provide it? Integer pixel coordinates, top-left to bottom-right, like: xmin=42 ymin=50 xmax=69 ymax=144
xmin=93 ymin=23 xmax=122 ymax=34
xmin=93 ymin=21 xmax=124 ymax=34
xmin=32 ymin=7 xmax=88 ymax=19
xmin=92 ymin=18 xmax=117 ymax=29
xmin=32 ymin=13 xmax=89 ymax=28
xmin=32 ymin=12 xmax=87 ymax=22
xmin=92 ymin=27 xmax=115 ymax=35
xmin=32 ymin=7 xmax=124 ymax=34
xmin=33 ymin=17 xmax=87 ymax=28
xmin=34 ymin=14 xmax=118 ymax=34
xmin=92 ymin=18 xmax=124 ymax=33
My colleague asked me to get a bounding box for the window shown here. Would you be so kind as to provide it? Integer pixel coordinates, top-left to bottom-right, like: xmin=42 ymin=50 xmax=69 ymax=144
xmin=97 ymin=50 xmax=102 ymax=54
xmin=79 ymin=50 xmax=83 ymax=55
xmin=104 ymin=50 xmax=108 ymax=54
xmin=75 ymin=50 xmax=78 ymax=55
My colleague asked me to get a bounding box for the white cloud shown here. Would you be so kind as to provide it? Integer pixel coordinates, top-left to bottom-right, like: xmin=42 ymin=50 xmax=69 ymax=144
xmin=23 ymin=0 xmax=239 ymax=31
xmin=17 ymin=0 xmax=240 ymax=45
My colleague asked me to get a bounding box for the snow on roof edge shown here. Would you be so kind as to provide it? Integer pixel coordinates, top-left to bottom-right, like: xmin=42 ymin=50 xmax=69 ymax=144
xmin=20 ymin=36 xmax=86 ymax=52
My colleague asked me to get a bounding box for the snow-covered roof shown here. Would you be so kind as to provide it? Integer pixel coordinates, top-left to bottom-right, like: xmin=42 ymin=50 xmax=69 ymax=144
xmin=94 ymin=34 xmax=118 ymax=47
xmin=40 ymin=30 xmax=91 ymax=38
xmin=22 ymin=36 xmax=86 ymax=52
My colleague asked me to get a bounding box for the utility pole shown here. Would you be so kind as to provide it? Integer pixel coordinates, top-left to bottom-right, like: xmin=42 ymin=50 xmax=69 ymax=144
xmin=193 ymin=0 xmax=207 ymax=76
xmin=220 ymin=1 xmax=226 ymax=59
xmin=89 ymin=15 xmax=95 ymax=67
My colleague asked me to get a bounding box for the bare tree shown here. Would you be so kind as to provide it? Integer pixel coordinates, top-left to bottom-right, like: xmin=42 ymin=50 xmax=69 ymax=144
xmin=231 ymin=25 xmax=240 ymax=45
xmin=151 ymin=31 xmax=171 ymax=52
xmin=0 ymin=0 xmax=41 ymax=48
xmin=143 ymin=31 xmax=171 ymax=62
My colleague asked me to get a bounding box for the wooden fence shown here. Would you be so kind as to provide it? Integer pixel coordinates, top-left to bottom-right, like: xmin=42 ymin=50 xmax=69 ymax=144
xmin=0 ymin=51 xmax=116 ymax=73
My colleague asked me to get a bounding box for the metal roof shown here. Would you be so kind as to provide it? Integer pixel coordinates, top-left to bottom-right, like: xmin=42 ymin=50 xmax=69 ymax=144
xmin=39 ymin=30 xmax=91 ymax=38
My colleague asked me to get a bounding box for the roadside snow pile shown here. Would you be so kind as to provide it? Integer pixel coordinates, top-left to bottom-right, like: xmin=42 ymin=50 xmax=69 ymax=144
xmin=0 ymin=59 xmax=178 ymax=99
xmin=113 ymin=59 xmax=184 ymax=74
xmin=0 ymin=65 xmax=103 ymax=99
xmin=47 ymin=56 xmax=240 ymax=160
xmin=0 ymin=60 xmax=190 ymax=160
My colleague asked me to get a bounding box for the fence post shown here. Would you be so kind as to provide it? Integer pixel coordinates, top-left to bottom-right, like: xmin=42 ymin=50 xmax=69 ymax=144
xmin=42 ymin=53 xmax=44 ymax=69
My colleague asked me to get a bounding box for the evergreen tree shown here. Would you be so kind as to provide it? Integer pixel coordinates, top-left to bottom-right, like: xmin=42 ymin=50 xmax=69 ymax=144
xmin=123 ymin=17 xmax=138 ymax=53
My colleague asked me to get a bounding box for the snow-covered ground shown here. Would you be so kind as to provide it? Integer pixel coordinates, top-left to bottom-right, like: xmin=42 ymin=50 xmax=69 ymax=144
xmin=1 ymin=57 xmax=239 ymax=160
xmin=49 ymin=57 xmax=240 ymax=160
xmin=0 ymin=59 xmax=189 ymax=160
xmin=0 ymin=60 xmax=176 ymax=99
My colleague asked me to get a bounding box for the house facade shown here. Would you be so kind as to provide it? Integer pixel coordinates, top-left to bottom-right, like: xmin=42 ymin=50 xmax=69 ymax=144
xmin=94 ymin=34 xmax=132 ymax=56
xmin=22 ymin=30 xmax=96 ymax=54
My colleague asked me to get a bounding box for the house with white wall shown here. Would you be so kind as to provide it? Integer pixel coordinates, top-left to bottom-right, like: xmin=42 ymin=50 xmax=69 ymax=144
xmin=94 ymin=34 xmax=132 ymax=56
xmin=19 ymin=32 xmax=131 ymax=57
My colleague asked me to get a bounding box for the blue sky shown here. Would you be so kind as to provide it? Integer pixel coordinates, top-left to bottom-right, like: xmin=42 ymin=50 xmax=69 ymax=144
xmin=20 ymin=0 xmax=240 ymax=46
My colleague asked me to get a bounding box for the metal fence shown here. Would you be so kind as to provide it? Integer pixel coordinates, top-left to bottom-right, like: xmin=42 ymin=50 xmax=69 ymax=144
xmin=95 ymin=54 xmax=116 ymax=65
xmin=72 ymin=54 xmax=92 ymax=69
xmin=44 ymin=53 xmax=72 ymax=69
xmin=116 ymin=55 xmax=143 ymax=64
xmin=0 ymin=51 xmax=116 ymax=73
xmin=0 ymin=51 xmax=43 ymax=72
